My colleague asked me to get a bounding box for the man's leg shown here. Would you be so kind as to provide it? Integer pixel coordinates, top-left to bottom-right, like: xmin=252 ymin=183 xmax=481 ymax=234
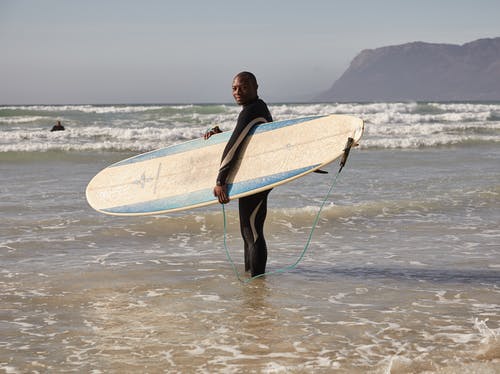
xmin=239 ymin=189 xmax=270 ymax=276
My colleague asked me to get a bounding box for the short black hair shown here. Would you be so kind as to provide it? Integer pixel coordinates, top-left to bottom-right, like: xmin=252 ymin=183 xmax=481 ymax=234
xmin=235 ymin=71 xmax=258 ymax=87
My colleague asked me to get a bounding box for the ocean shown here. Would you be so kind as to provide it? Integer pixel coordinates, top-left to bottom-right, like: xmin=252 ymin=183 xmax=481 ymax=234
xmin=1 ymin=102 xmax=499 ymax=373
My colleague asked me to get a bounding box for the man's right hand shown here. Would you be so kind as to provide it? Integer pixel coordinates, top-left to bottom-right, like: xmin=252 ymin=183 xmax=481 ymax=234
xmin=213 ymin=184 xmax=229 ymax=204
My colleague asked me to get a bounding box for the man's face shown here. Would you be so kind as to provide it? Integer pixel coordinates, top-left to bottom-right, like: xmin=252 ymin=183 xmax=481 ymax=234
xmin=232 ymin=76 xmax=257 ymax=106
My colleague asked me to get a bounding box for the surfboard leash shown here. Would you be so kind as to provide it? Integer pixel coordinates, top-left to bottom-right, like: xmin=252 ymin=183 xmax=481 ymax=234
xmin=221 ymin=136 xmax=356 ymax=284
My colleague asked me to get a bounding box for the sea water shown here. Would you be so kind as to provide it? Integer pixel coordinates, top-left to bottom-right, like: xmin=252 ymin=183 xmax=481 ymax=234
xmin=1 ymin=102 xmax=499 ymax=373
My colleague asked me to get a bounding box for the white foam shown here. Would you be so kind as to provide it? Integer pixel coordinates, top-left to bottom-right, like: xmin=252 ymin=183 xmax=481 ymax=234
xmin=1 ymin=102 xmax=499 ymax=152
xmin=0 ymin=116 xmax=47 ymax=124
xmin=0 ymin=104 xmax=164 ymax=113
xmin=193 ymin=294 xmax=221 ymax=302
xmin=0 ymin=365 xmax=20 ymax=374
xmin=474 ymin=318 xmax=499 ymax=340
xmin=272 ymin=102 xmax=500 ymax=149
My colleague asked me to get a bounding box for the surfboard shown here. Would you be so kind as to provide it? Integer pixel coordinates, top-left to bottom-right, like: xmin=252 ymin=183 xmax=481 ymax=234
xmin=86 ymin=114 xmax=364 ymax=216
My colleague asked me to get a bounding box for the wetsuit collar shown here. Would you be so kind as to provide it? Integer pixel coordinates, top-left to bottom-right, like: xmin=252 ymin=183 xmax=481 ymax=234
xmin=242 ymin=96 xmax=260 ymax=108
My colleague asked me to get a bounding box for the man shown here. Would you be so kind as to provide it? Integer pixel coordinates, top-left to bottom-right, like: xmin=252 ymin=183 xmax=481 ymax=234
xmin=205 ymin=72 xmax=273 ymax=277
xmin=50 ymin=120 xmax=65 ymax=132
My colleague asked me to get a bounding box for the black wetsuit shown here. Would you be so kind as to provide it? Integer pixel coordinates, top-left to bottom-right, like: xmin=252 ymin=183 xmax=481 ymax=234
xmin=50 ymin=124 xmax=65 ymax=132
xmin=217 ymin=98 xmax=273 ymax=276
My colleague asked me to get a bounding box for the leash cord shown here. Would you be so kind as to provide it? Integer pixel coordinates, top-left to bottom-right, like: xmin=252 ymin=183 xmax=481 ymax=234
xmin=222 ymin=170 xmax=342 ymax=284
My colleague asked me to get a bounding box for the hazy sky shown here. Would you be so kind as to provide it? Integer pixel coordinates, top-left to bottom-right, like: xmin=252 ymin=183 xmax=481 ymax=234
xmin=1 ymin=0 xmax=499 ymax=104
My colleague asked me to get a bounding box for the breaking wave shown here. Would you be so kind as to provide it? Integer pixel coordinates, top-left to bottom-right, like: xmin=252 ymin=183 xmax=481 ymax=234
xmin=1 ymin=102 xmax=499 ymax=152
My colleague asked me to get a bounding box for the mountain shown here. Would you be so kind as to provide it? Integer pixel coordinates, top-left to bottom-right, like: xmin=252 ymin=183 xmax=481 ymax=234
xmin=317 ymin=37 xmax=500 ymax=102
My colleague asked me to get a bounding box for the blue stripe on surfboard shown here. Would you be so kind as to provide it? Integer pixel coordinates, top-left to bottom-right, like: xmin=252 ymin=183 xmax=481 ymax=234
xmin=111 ymin=115 xmax=324 ymax=168
xmin=250 ymin=115 xmax=322 ymax=135
xmin=101 ymin=164 xmax=319 ymax=214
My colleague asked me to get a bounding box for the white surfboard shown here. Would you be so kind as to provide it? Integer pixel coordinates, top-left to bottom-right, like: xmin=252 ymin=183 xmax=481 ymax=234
xmin=86 ymin=114 xmax=364 ymax=216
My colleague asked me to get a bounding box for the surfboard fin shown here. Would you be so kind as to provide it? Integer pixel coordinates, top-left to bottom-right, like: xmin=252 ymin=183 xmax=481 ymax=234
xmin=313 ymin=169 xmax=328 ymax=174
xmin=339 ymin=137 xmax=355 ymax=173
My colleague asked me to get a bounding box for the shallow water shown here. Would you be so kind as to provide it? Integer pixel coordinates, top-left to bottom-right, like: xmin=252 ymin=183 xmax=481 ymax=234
xmin=1 ymin=103 xmax=499 ymax=372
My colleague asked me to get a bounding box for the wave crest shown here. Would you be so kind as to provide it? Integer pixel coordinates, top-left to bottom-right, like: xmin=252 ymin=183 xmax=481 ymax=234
xmin=1 ymin=102 xmax=499 ymax=152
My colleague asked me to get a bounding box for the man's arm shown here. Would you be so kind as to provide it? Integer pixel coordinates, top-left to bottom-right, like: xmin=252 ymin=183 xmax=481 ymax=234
xmin=216 ymin=115 xmax=267 ymax=187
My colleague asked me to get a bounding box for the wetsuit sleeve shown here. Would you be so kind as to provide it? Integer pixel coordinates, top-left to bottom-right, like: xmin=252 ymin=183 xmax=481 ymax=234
xmin=216 ymin=107 xmax=268 ymax=186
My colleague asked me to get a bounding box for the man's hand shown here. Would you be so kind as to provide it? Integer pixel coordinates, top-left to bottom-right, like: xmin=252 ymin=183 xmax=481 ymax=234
xmin=213 ymin=184 xmax=229 ymax=204
xmin=204 ymin=126 xmax=222 ymax=140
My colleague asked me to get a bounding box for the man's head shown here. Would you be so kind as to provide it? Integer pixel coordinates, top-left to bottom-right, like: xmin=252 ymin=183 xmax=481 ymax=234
xmin=232 ymin=72 xmax=258 ymax=106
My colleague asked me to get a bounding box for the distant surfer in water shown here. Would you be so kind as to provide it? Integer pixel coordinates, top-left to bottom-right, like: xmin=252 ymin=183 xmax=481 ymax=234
xmin=204 ymin=72 xmax=273 ymax=277
xmin=50 ymin=120 xmax=65 ymax=132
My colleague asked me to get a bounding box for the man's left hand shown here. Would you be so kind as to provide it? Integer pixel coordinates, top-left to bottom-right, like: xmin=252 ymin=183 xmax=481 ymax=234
xmin=204 ymin=126 xmax=222 ymax=140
